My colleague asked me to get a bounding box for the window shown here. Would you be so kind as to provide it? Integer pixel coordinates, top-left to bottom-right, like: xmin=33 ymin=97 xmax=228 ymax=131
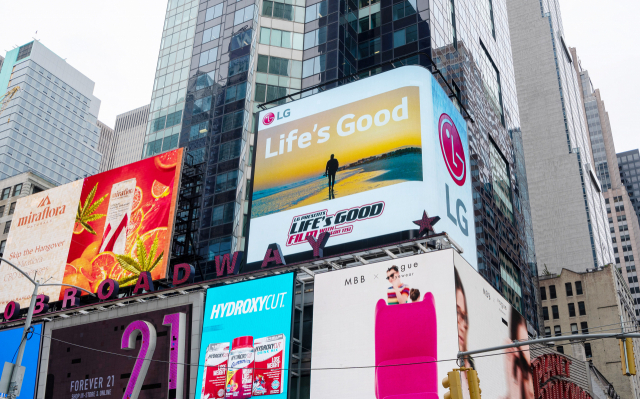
xmin=542 ymin=306 xmax=549 ymax=320
xmin=230 ymin=29 xmax=253 ymax=51
xmin=0 ymin=206 xmax=4 ymax=217
xmin=478 ymin=42 xmax=503 ymax=123
xmin=1 ymin=188 xmax=10 ymax=200
xmin=195 ymin=72 xmax=215 ymax=90
xmin=552 ymin=305 xmax=559 ymax=319
xmin=205 ymin=4 xmax=224 ymax=21
xmin=262 ymin=0 xmax=305 ymax=22
xmin=554 ymin=326 xmax=561 ymax=337
xmin=257 ymin=55 xmax=290 ymax=76
xmin=202 ymin=25 xmax=222 ymax=44
xmin=193 ymin=96 xmax=212 ymax=115
xmin=392 ymin=0 xmax=416 ymax=20
xmin=219 ymin=140 xmax=242 ymax=162
xmin=254 ymin=84 xmax=287 ymax=105
xmin=225 ymin=82 xmax=247 ymax=103
xmin=234 ymin=4 xmax=255 ymax=26
xmin=8 ymin=203 xmax=16 ymax=216
xmin=189 ymin=122 xmax=209 ymax=141
xmin=0 ymin=240 xmax=5 ymax=254
xmin=449 ymin=0 xmax=457 ymax=49
xmin=259 ymin=28 xmax=303 ymax=50
xmin=3 ymin=221 xmax=11 ymax=234
xmin=480 ymin=0 xmax=495 ymax=38
xmin=358 ymin=3 xmax=381 ymax=33
xmin=188 ymin=148 xmax=206 ymax=164
xmin=571 ymin=324 xmax=578 ymax=335
xmin=304 ymin=26 xmax=328 ymax=50
xmin=393 ymin=25 xmax=418 ymax=48
xmin=565 ymin=282 xmax=573 ymax=296
xmin=13 ymin=184 xmax=22 ymax=196
xmin=581 ymin=322 xmax=589 ymax=334
xmin=358 ymin=37 xmax=381 ymax=59
xmin=302 ymin=54 xmax=326 ymax=78
xmin=228 ymin=55 xmax=250 ymax=77
xmin=544 ymin=327 xmax=551 ymax=337
xmin=490 ymin=140 xmax=514 ymax=222
xmin=575 ymin=281 xmax=583 ymax=295
xmin=206 ymin=236 xmax=232 ymax=261
xmin=540 ymin=287 xmax=547 ymax=300
xmin=549 ymin=285 xmax=557 ymax=299
xmin=305 ymin=0 xmax=328 ymax=23
xmin=166 ymin=111 xmax=182 ymax=128
xmin=578 ymin=301 xmax=586 ymax=316
xmin=199 ymin=47 xmax=218 ymax=67
xmin=212 ymin=203 xmax=235 ymax=226
xmin=556 ymin=346 xmax=564 ymax=354
xmin=568 ymin=303 xmax=575 ymax=317
xmin=222 ymin=110 xmax=244 ymax=133
xmin=215 ymin=170 xmax=239 ymax=193
xmin=584 ymin=343 xmax=592 ymax=358
xmin=16 ymin=42 xmax=33 ymax=61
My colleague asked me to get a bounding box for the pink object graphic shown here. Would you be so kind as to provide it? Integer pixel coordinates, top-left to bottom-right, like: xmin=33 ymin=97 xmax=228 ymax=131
xmin=226 ymin=336 xmax=255 ymax=398
xmin=252 ymin=334 xmax=286 ymax=396
xmin=202 ymin=343 xmax=230 ymax=399
xmin=163 ymin=312 xmax=187 ymax=398
xmin=121 ymin=320 xmax=157 ymax=399
xmin=263 ymin=112 xmax=275 ymax=125
xmin=101 ymin=213 xmax=129 ymax=253
xmin=374 ymin=294 xmax=438 ymax=399
xmin=438 ymin=113 xmax=466 ymax=186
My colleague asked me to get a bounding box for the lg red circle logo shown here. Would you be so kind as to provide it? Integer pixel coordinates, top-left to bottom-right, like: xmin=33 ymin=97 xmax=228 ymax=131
xmin=438 ymin=113 xmax=466 ymax=186
xmin=263 ymin=112 xmax=275 ymax=125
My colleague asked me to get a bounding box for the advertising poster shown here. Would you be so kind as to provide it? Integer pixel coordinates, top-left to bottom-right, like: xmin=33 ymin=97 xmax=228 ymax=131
xmin=310 ymin=249 xmax=533 ymax=399
xmin=195 ymin=273 xmax=294 ymax=399
xmin=0 ymin=149 xmax=183 ymax=311
xmin=248 ymin=66 xmax=476 ymax=269
xmin=43 ymin=305 xmax=192 ymax=399
xmin=0 ymin=324 xmax=43 ymax=399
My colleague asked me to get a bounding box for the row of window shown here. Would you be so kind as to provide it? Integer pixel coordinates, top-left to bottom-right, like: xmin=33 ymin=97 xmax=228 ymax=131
xmin=540 ymin=281 xmax=583 ymax=300
xmin=1 ymin=184 xmax=22 ymax=200
xmin=542 ymin=302 xmax=586 ymax=320
xmin=0 ymin=203 xmax=17 ymax=217
xmin=259 ymin=28 xmax=304 ymax=50
xmin=151 ymin=110 xmax=182 ymax=133
xmin=544 ymin=321 xmax=589 ymax=337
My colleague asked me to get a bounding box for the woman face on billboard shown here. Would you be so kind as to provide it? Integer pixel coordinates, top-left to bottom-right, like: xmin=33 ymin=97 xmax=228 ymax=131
xmin=504 ymin=310 xmax=534 ymax=399
xmin=456 ymin=288 xmax=468 ymax=352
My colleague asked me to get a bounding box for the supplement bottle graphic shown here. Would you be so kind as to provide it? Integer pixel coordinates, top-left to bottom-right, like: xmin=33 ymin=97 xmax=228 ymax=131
xmin=226 ymin=336 xmax=255 ymax=399
xmin=253 ymin=334 xmax=286 ymax=396
xmin=201 ymin=343 xmax=230 ymax=399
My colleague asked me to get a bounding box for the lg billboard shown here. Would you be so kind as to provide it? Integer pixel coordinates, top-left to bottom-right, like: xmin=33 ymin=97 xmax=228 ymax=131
xmin=0 ymin=149 xmax=183 ymax=312
xmin=248 ymin=66 xmax=476 ymax=267
xmin=310 ymin=249 xmax=534 ymax=399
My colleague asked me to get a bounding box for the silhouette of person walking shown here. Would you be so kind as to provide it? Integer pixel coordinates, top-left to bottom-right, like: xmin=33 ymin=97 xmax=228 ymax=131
xmin=325 ymin=154 xmax=339 ymax=191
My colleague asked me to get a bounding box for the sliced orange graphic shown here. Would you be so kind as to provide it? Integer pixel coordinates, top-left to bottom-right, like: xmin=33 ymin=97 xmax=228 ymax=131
xmin=151 ymin=180 xmax=170 ymax=199
xmin=73 ymin=221 xmax=84 ymax=234
xmin=132 ymin=186 xmax=143 ymax=212
xmin=81 ymin=241 xmax=101 ymax=261
xmin=154 ymin=150 xmax=179 ymax=171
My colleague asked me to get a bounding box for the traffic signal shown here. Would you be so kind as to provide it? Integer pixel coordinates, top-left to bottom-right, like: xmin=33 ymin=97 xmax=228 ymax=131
xmin=442 ymin=370 xmax=463 ymax=399
xmin=467 ymin=369 xmax=482 ymax=399
xmin=620 ymin=338 xmax=637 ymax=376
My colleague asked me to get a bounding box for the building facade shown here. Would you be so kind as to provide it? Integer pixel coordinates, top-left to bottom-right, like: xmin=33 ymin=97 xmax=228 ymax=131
xmin=538 ymin=266 xmax=640 ymax=398
xmin=0 ymin=171 xmax=57 ymax=255
xmin=0 ymin=41 xmax=103 ymax=184
xmin=617 ymin=149 xmax=640 ymax=224
xmin=111 ymin=104 xmax=150 ymax=169
xmin=96 ymin=120 xmax=115 ymax=172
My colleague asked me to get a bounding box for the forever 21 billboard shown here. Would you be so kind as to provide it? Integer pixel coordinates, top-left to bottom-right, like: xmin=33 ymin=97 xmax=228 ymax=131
xmin=42 ymin=304 xmax=192 ymax=399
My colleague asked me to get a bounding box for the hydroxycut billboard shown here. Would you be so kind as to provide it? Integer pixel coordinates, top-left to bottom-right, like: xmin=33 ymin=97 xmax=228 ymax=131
xmin=195 ymin=273 xmax=294 ymax=399
xmin=0 ymin=324 xmax=43 ymax=398
xmin=0 ymin=149 xmax=183 ymax=312
xmin=248 ymin=66 xmax=475 ymax=267
xmin=310 ymin=249 xmax=534 ymax=399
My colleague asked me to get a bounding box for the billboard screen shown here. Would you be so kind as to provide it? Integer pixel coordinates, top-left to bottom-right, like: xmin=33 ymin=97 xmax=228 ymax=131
xmin=0 ymin=149 xmax=183 ymax=311
xmin=195 ymin=273 xmax=294 ymax=399
xmin=43 ymin=304 xmax=192 ymax=399
xmin=0 ymin=324 xmax=43 ymax=399
xmin=310 ymin=249 xmax=533 ymax=399
xmin=248 ymin=66 xmax=475 ymax=267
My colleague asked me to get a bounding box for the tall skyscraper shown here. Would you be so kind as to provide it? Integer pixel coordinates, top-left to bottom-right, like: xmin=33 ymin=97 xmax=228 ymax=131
xmin=0 ymin=41 xmax=102 ymax=184
xmin=96 ymin=120 xmax=115 ymax=172
xmin=112 ymin=104 xmax=149 ymax=168
xmin=506 ymin=0 xmax=614 ymax=274
xmin=618 ymin=149 xmax=640 ymax=223
xmin=149 ymin=0 xmax=539 ymax=329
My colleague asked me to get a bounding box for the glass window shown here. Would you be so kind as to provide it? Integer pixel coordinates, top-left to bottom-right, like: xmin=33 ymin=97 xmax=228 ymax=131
xmin=215 ymin=170 xmax=239 ymax=193
xmin=392 ymin=0 xmax=416 ymax=20
xmin=188 ymin=148 xmax=206 ymax=164
xmin=392 ymin=24 xmax=417 ymax=48
xmin=565 ymin=282 xmax=573 ymax=296
xmin=268 ymin=57 xmax=290 ymax=76
xmin=358 ymin=37 xmax=381 ymax=59
xmin=263 ymin=1 xmax=296 ymax=21
xmin=540 ymin=287 xmax=546 ymax=300
xmin=481 ymin=0 xmax=495 ymax=38
xmin=219 ymin=139 xmax=242 ymax=162
xmin=549 ymin=285 xmax=557 ymax=299
xmin=205 ymin=4 xmax=224 ymax=21
xmin=203 ymin=25 xmax=222 ymax=44
xmin=0 ymin=206 xmax=4 ymax=217
xmin=571 ymin=323 xmax=578 ymax=335
xmin=554 ymin=325 xmax=561 ymax=337
xmin=551 ymin=305 xmax=559 ymax=319
xmin=212 ymin=203 xmax=235 ymax=226
xmin=490 ymin=139 xmax=514 ymax=222
xmin=13 ymin=184 xmax=22 ymax=196
xmin=8 ymin=202 xmax=16 ymax=216
xmin=575 ymin=281 xmax=583 ymax=295
xmin=196 ymin=72 xmax=215 ymax=90
xmin=304 ymin=26 xmax=328 ymax=50
xmin=193 ymin=96 xmax=212 ymax=115
xmin=3 ymin=221 xmax=11 ymax=234
xmin=478 ymin=42 xmax=503 ymax=122
xmin=222 ymin=110 xmax=244 ymax=132
xmin=165 ymin=111 xmax=182 ymax=128
xmin=229 ymin=55 xmax=250 ymax=76
xmin=230 ymin=29 xmax=253 ymax=51
xmin=2 ymin=187 xmax=11 ymax=200
xmin=0 ymin=240 xmax=5 ymax=254
xmin=302 ymin=54 xmax=326 ymax=78
xmin=225 ymin=82 xmax=247 ymax=103
xmin=207 ymin=236 xmax=232 ymax=260
xmin=584 ymin=343 xmax=592 ymax=358
xmin=152 ymin=116 xmax=166 ymax=133
xmin=257 ymin=55 xmax=269 ymax=73
xmin=544 ymin=326 xmax=550 ymax=337
xmin=305 ymin=0 xmax=328 ymax=23
xmin=542 ymin=306 xmax=549 ymax=320
xmin=556 ymin=346 xmax=564 ymax=354
xmin=234 ymin=4 xmax=255 ymax=25
xmin=568 ymin=303 xmax=575 ymax=317
xmin=581 ymin=321 xmax=589 ymax=334
xmin=578 ymin=301 xmax=586 ymax=316
xmin=189 ymin=122 xmax=209 ymax=141
xmin=199 ymin=47 xmax=219 ymax=67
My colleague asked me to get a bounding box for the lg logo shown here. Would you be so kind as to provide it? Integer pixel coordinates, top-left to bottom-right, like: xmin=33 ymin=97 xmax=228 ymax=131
xmin=262 ymin=109 xmax=291 ymax=125
xmin=438 ymin=113 xmax=466 ymax=186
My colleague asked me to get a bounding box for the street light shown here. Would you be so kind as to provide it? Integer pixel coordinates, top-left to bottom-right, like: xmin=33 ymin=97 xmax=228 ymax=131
xmin=0 ymin=257 xmax=95 ymax=399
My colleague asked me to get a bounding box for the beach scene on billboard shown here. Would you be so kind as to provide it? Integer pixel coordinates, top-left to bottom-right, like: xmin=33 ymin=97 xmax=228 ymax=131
xmin=252 ymin=87 xmax=423 ymax=218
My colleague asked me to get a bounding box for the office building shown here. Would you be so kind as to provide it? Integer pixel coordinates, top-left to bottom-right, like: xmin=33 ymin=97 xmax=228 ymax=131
xmin=147 ymin=0 xmax=539 ymax=330
xmin=0 ymin=41 xmax=102 ymax=184
xmin=506 ymin=0 xmax=614 ymax=274
xmin=618 ymin=149 xmax=640 ymax=224
xmin=96 ymin=120 xmax=115 ymax=172
xmin=538 ymin=266 xmax=640 ymax=398
xmin=0 ymin=171 xmax=56 ymax=255
xmin=111 ymin=104 xmax=149 ymax=169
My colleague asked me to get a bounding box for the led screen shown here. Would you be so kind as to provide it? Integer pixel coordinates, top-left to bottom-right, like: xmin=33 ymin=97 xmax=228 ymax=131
xmin=0 ymin=324 xmax=42 ymax=399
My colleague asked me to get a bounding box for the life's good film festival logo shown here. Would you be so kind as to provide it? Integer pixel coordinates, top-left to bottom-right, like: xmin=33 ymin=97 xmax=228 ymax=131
xmin=263 ymin=112 xmax=275 ymax=125
xmin=438 ymin=113 xmax=466 ymax=186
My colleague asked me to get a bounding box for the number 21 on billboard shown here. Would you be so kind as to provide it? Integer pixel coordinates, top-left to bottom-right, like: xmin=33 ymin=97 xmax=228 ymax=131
xmin=120 ymin=312 xmax=187 ymax=399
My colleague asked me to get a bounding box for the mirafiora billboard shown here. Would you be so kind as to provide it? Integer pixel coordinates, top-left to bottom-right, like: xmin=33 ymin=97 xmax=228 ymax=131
xmin=248 ymin=66 xmax=476 ymax=267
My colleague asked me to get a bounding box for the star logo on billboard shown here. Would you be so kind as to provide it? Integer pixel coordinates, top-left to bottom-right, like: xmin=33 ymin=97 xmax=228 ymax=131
xmin=438 ymin=113 xmax=466 ymax=186
xmin=413 ymin=211 xmax=440 ymax=236
xmin=263 ymin=112 xmax=275 ymax=125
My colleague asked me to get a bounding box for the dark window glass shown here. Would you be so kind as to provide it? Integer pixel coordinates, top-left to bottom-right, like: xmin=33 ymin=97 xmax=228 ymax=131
xmin=219 ymin=139 xmax=242 ymax=162
xmin=578 ymin=301 xmax=586 ymax=316
xmin=230 ymin=29 xmax=253 ymax=51
xmin=262 ymin=0 xmax=274 ymax=16
xmin=542 ymin=307 xmax=549 ymax=320
xmin=272 ymin=2 xmax=294 ymax=20
xmin=268 ymin=57 xmax=289 ymax=76
xmin=392 ymin=0 xmax=416 ymax=20
xmin=571 ymin=324 xmax=578 ymax=334
xmin=581 ymin=322 xmax=589 ymax=334
xmin=257 ymin=55 xmax=269 ymax=73
xmin=358 ymin=37 xmax=381 ymax=59
xmin=165 ymin=111 xmax=182 ymax=128
xmin=549 ymin=285 xmax=557 ymax=299
xmin=151 ymin=116 xmax=166 ymax=132
xmin=568 ymin=303 xmax=575 ymax=317
xmin=393 ymin=25 xmax=417 ymax=48
xmin=206 ymin=236 xmax=232 ymax=261
xmin=187 ymin=148 xmax=206 ymax=164
xmin=540 ymin=287 xmax=547 ymax=300
xmin=225 ymin=82 xmax=247 ymax=103
xmin=584 ymin=343 xmax=592 ymax=358
xmin=215 ymin=170 xmax=239 ymax=193
xmin=556 ymin=346 xmax=564 ymax=354
xmin=0 ymin=240 xmax=6 ymax=254
xmin=552 ymin=305 xmax=559 ymax=319
xmin=196 ymin=72 xmax=215 ymax=90
xmin=554 ymin=325 xmax=561 ymax=337
xmin=3 ymin=221 xmax=11 ymax=234
xmin=222 ymin=110 xmax=244 ymax=132
xmin=565 ymin=282 xmax=573 ymax=296
xmin=13 ymin=184 xmax=22 ymax=196
xmin=212 ymin=203 xmax=235 ymax=226
xmin=544 ymin=327 xmax=550 ymax=337
xmin=228 ymin=55 xmax=250 ymax=76
xmin=0 ymin=206 xmax=4 ymax=217
xmin=189 ymin=122 xmax=208 ymax=141
xmin=575 ymin=281 xmax=583 ymax=295
xmin=255 ymin=83 xmax=267 ymax=103
xmin=8 ymin=202 xmax=16 ymax=215
xmin=193 ymin=96 xmax=213 ymax=115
